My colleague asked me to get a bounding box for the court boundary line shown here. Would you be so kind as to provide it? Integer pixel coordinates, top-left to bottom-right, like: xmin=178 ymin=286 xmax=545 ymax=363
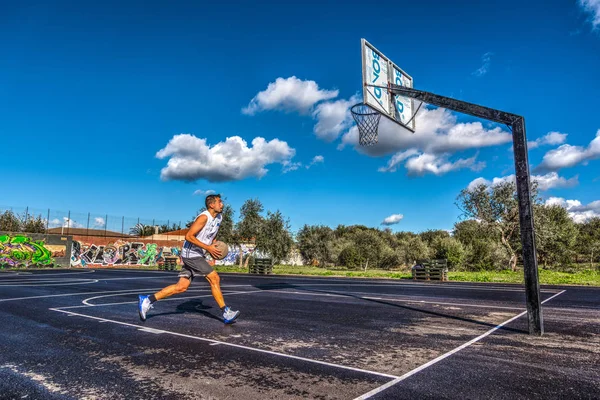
xmin=48 ymin=305 xmax=400 ymax=380
xmin=352 ymin=289 xmax=567 ymax=399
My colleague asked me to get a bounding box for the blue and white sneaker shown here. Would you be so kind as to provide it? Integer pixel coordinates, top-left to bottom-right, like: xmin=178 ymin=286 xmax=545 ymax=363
xmin=138 ymin=295 xmax=153 ymax=321
xmin=222 ymin=306 xmax=240 ymax=324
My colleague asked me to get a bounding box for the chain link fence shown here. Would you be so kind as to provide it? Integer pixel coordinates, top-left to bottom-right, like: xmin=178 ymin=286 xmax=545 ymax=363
xmin=0 ymin=204 xmax=184 ymax=240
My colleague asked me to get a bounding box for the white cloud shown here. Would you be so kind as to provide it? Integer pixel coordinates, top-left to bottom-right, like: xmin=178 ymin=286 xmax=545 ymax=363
xmin=468 ymin=172 xmax=579 ymax=192
xmin=193 ymin=189 xmax=216 ymax=196
xmin=527 ymin=131 xmax=568 ymax=150
xmin=94 ymin=217 xmax=105 ymax=228
xmin=381 ymin=214 xmax=404 ymax=226
xmin=156 ymin=134 xmax=296 ymax=182
xmin=472 ymin=52 xmax=493 ymax=77
xmin=306 ymin=155 xmax=324 ymax=169
xmin=403 ymin=153 xmax=485 ymax=177
xmin=340 ymin=106 xmax=512 ymax=157
xmin=282 ymin=160 xmax=303 ymax=173
xmin=535 ymin=129 xmax=600 ymax=172
xmin=244 ymin=76 xmax=513 ymax=178
xmin=533 ymin=172 xmax=579 ymax=191
xmin=378 ymin=149 xmax=420 ymax=173
xmin=579 ymin=0 xmax=600 ymax=29
xmin=545 ymin=197 xmax=600 ymax=223
xmin=242 ymin=76 xmax=338 ymax=115
xmin=48 ymin=217 xmax=83 ymax=229
xmin=312 ymin=95 xmax=360 ymax=142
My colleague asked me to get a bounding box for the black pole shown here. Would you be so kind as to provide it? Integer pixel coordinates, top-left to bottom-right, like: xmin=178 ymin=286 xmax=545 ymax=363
xmin=511 ymin=117 xmax=543 ymax=335
xmin=388 ymin=84 xmax=543 ymax=335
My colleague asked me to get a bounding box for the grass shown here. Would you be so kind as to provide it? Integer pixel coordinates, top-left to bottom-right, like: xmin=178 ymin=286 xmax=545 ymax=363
xmin=3 ymin=263 xmax=598 ymax=286
xmin=214 ymin=264 xmax=600 ymax=286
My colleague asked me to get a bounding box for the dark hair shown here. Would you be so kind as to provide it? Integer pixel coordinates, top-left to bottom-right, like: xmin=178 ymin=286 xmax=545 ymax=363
xmin=205 ymin=194 xmax=221 ymax=209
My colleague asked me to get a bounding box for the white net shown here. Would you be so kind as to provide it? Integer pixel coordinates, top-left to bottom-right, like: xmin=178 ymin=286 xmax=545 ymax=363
xmin=351 ymin=103 xmax=381 ymax=146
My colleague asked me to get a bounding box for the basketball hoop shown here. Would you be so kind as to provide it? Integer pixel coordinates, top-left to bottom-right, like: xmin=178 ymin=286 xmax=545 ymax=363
xmin=351 ymin=103 xmax=381 ymax=146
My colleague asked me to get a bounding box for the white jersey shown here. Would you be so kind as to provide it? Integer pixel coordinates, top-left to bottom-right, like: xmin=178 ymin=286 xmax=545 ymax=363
xmin=182 ymin=211 xmax=222 ymax=259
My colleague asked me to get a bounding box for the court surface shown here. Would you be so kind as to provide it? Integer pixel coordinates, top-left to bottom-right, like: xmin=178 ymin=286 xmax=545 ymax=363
xmin=1 ymin=269 xmax=598 ymax=399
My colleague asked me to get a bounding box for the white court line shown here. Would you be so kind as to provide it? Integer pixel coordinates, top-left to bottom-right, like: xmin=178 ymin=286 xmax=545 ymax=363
xmin=0 ymin=278 xmax=94 ymax=284
xmin=353 ymin=289 xmax=568 ymax=400
xmin=0 ymin=280 xmax=99 ymax=287
xmin=0 ymin=287 xmax=168 ymax=303
xmin=81 ymin=289 xmax=212 ymax=306
xmin=56 ymin=289 xmax=265 ymax=310
xmin=49 ymin=306 xmax=400 ymax=380
xmin=0 ymin=270 xmax=96 ymax=278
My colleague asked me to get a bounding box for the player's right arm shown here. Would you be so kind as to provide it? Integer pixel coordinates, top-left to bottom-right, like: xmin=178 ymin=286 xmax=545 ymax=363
xmin=185 ymin=214 xmax=222 ymax=259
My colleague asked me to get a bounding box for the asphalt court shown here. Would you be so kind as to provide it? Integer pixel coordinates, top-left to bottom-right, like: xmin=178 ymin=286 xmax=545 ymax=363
xmin=0 ymin=269 xmax=598 ymax=399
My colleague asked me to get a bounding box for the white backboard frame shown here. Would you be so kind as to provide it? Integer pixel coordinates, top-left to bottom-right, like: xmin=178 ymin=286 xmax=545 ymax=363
xmin=361 ymin=38 xmax=416 ymax=132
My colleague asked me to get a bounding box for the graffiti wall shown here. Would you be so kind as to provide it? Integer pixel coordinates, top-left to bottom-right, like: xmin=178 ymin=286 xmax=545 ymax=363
xmin=0 ymin=232 xmax=71 ymax=268
xmin=215 ymin=243 xmax=254 ymax=266
xmin=69 ymin=237 xmax=257 ymax=267
xmin=70 ymin=237 xmax=181 ymax=267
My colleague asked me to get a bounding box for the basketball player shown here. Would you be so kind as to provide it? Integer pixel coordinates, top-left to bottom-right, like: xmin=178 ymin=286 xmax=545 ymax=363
xmin=138 ymin=194 xmax=240 ymax=324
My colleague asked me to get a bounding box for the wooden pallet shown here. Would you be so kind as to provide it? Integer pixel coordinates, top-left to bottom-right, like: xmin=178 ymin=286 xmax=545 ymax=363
xmin=412 ymin=259 xmax=448 ymax=281
xmin=162 ymin=256 xmax=178 ymax=271
xmin=249 ymin=258 xmax=273 ymax=274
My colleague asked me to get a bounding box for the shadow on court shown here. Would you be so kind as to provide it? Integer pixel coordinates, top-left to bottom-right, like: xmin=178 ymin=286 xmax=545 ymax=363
xmin=251 ymin=282 xmax=527 ymax=334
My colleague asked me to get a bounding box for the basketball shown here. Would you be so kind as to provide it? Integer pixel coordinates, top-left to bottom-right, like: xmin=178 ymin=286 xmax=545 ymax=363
xmin=213 ymin=241 xmax=229 ymax=260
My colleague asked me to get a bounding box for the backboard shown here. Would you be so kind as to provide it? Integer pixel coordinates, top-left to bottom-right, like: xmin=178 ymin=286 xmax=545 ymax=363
xmin=361 ymin=39 xmax=415 ymax=132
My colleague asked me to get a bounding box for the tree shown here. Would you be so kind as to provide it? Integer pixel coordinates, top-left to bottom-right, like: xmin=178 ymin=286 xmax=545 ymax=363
xmin=130 ymin=223 xmax=155 ymax=237
xmin=236 ymin=199 xmax=264 ymax=267
xmin=21 ymin=214 xmax=47 ymax=233
xmin=215 ymin=204 xmax=238 ymax=245
xmin=452 ymin=219 xmax=490 ymax=247
xmin=349 ymin=230 xmax=387 ymax=270
xmin=0 ymin=210 xmax=21 ymax=232
xmin=397 ymin=236 xmax=431 ymax=266
xmin=255 ymin=210 xmax=293 ymax=264
xmin=419 ymin=229 xmax=450 ymax=247
xmin=575 ymin=217 xmax=600 ymax=269
xmin=158 ymin=223 xmax=181 ymax=234
xmin=534 ymin=204 xmax=578 ymax=268
xmin=296 ymin=225 xmax=333 ymax=265
xmin=456 ymin=181 xmax=540 ymax=271
xmin=432 ymin=236 xmax=466 ymax=270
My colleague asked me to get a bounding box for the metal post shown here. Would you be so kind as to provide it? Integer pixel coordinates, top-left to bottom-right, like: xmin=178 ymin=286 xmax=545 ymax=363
xmin=388 ymin=84 xmax=543 ymax=335
xmin=86 ymin=213 xmax=90 ymax=237
xmin=46 ymin=209 xmax=50 ymax=233
xmin=67 ymin=211 xmax=71 ymax=235
xmin=511 ymin=117 xmax=543 ymax=335
xmin=25 ymin=206 xmax=29 ymax=223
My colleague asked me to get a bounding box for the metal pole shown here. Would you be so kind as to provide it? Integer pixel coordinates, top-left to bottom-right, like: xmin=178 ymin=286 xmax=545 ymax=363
xmin=387 ymin=85 xmax=543 ymax=335
xmin=511 ymin=117 xmax=543 ymax=335
xmin=46 ymin=209 xmax=50 ymax=233
xmin=25 ymin=206 xmax=29 ymax=223
xmin=67 ymin=211 xmax=71 ymax=235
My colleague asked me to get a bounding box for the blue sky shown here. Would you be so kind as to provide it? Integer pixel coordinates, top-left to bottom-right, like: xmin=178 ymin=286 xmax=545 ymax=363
xmin=1 ymin=0 xmax=599 ymax=234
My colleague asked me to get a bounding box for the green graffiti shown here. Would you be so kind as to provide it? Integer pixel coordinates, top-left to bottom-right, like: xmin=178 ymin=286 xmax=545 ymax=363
xmin=0 ymin=234 xmax=55 ymax=268
xmin=138 ymin=243 xmax=159 ymax=265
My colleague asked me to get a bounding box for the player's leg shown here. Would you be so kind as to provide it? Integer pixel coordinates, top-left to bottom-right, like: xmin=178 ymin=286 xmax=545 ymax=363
xmin=205 ymin=270 xmax=240 ymax=324
xmin=138 ymin=266 xmax=194 ymax=321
